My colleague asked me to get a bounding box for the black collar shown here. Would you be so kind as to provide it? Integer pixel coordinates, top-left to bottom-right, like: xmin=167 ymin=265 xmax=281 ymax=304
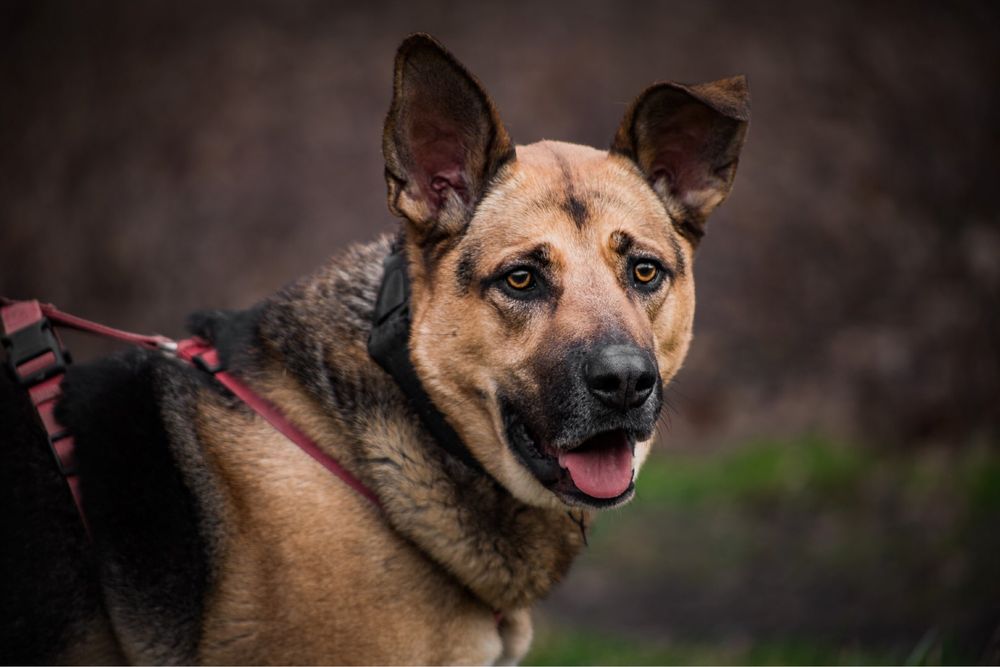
xmin=367 ymin=248 xmax=485 ymax=474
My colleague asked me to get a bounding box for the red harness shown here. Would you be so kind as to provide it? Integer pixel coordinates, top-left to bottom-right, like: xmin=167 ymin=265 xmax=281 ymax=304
xmin=2 ymin=297 xmax=508 ymax=627
xmin=0 ymin=297 xmax=382 ymax=537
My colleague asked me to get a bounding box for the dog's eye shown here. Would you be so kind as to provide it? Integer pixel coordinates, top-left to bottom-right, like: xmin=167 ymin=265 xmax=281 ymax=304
xmin=632 ymin=262 xmax=659 ymax=284
xmin=629 ymin=259 xmax=668 ymax=292
xmin=505 ymin=269 xmax=535 ymax=291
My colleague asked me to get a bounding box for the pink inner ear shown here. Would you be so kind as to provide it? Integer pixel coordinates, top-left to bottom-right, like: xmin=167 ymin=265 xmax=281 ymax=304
xmin=408 ymin=117 xmax=469 ymax=211
xmin=647 ymin=111 xmax=717 ymax=198
xmin=651 ymin=145 xmax=708 ymax=197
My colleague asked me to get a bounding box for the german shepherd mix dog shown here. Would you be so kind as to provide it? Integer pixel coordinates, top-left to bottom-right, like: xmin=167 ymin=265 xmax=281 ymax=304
xmin=0 ymin=34 xmax=748 ymax=665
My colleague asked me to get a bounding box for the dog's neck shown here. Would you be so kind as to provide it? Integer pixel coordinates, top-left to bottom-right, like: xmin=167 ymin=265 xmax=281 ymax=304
xmin=251 ymin=235 xmax=588 ymax=612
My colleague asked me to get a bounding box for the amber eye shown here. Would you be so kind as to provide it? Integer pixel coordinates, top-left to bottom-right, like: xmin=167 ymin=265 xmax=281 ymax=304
xmin=505 ymin=269 xmax=535 ymax=291
xmin=633 ymin=262 xmax=659 ymax=284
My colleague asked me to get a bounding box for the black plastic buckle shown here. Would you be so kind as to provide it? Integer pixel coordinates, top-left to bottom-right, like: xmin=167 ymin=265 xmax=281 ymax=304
xmin=1 ymin=318 xmax=70 ymax=386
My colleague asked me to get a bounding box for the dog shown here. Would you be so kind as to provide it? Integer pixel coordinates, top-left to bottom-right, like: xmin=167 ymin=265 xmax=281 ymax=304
xmin=0 ymin=33 xmax=749 ymax=664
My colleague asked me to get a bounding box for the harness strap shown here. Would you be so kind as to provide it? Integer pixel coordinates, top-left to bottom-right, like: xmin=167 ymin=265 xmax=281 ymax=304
xmin=1 ymin=298 xmax=381 ymax=540
xmin=175 ymin=338 xmax=381 ymax=508
xmin=2 ymin=297 xmax=502 ymax=624
xmin=38 ymin=302 xmax=176 ymax=351
xmin=1 ymin=299 xmax=90 ymax=536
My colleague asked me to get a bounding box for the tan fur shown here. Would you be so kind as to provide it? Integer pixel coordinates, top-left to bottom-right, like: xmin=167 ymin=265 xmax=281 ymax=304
xmin=182 ymin=140 xmax=702 ymax=664
xmin=408 ymin=141 xmax=697 ymax=509
xmin=48 ymin=34 xmax=747 ymax=666
xmin=179 ymin=32 xmax=745 ymax=660
xmin=192 ymin=369 xmax=535 ymax=664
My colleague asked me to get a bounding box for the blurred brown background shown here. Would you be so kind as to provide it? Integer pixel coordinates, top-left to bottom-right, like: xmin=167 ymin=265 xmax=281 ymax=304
xmin=2 ymin=0 xmax=998 ymax=663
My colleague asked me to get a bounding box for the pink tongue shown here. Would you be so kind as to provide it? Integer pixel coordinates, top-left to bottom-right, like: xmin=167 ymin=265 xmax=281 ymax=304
xmin=558 ymin=434 xmax=634 ymax=499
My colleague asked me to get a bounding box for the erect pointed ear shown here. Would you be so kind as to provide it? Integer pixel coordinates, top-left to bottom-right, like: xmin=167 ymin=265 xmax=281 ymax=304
xmin=382 ymin=34 xmax=516 ymax=241
xmin=611 ymin=76 xmax=750 ymax=243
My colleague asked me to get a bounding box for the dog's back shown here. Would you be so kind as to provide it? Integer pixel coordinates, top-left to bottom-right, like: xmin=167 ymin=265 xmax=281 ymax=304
xmin=0 ymin=348 xmax=215 ymax=664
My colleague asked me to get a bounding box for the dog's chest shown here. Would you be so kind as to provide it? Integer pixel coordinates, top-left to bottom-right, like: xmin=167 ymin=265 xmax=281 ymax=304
xmin=195 ymin=424 xmax=510 ymax=664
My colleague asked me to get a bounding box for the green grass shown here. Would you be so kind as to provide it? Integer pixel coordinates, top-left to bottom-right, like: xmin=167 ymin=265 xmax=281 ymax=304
xmin=632 ymin=436 xmax=1000 ymax=512
xmin=958 ymin=447 xmax=1000 ymax=515
xmin=633 ymin=435 xmax=863 ymax=508
xmin=526 ymin=625 xmax=903 ymax=666
xmin=529 ymin=437 xmax=1000 ymax=665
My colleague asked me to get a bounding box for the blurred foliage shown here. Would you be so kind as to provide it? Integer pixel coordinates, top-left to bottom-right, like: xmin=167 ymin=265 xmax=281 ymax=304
xmin=633 ymin=436 xmax=867 ymax=508
xmin=528 ymin=623 xmax=984 ymax=665
xmin=534 ymin=437 xmax=1000 ymax=664
xmin=633 ymin=436 xmax=1000 ymax=515
xmin=527 ymin=625 xmax=903 ymax=666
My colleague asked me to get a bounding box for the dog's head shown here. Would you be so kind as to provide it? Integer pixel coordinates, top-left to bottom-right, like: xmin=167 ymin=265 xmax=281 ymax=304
xmin=382 ymin=35 xmax=749 ymax=510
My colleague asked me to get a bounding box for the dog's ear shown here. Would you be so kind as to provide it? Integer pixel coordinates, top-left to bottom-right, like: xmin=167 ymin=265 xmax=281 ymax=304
xmin=383 ymin=34 xmax=515 ymax=241
xmin=612 ymin=76 xmax=750 ymax=243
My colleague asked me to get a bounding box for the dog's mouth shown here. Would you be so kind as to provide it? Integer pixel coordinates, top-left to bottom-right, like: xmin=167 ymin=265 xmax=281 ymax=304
xmin=557 ymin=431 xmax=636 ymax=502
xmin=502 ymin=404 xmax=638 ymax=508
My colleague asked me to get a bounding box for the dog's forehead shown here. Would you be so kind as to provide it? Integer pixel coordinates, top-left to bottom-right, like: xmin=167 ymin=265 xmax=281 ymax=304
xmin=469 ymin=140 xmax=675 ymax=250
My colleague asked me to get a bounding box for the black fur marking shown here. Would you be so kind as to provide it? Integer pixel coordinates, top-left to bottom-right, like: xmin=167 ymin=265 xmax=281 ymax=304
xmin=668 ymin=231 xmax=687 ymax=276
xmin=187 ymin=305 xmax=265 ymax=371
xmin=550 ymin=148 xmax=590 ymax=229
xmin=675 ymin=211 xmax=706 ymax=245
xmin=562 ymin=195 xmax=589 ymax=228
xmin=455 ymin=243 xmax=481 ymax=294
xmin=419 ymin=230 xmax=463 ymax=274
xmin=0 ymin=367 xmax=99 ymax=664
xmin=610 ymin=229 xmax=635 ymax=256
xmin=524 ymin=242 xmax=552 ymax=268
xmin=248 ymin=240 xmax=396 ymax=434
xmin=478 ymin=243 xmax=555 ymax=296
xmin=54 ymin=351 xmax=211 ymax=661
xmin=611 ymin=228 xmax=685 ymax=279
xmin=262 ymin=295 xmax=337 ymax=407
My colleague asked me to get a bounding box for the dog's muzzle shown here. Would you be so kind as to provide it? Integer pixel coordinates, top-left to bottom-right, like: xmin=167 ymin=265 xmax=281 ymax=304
xmin=499 ymin=342 xmax=662 ymax=508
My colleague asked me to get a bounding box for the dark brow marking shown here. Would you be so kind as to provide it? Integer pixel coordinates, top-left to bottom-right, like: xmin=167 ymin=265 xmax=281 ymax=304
xmin=549 ymin=146 xmax=589 ymax=228
xmin=563 ymin=195 xmax=589 ymax=228
xmin=477 ymin=242 xmax=554 ymax=294
xmin=611 ymin=228 xmax=686 ymax=278
xmin=610 ymin=229 xmax=635 ymax=256
xmin=523 ymin=242 xmax=552 ymax=267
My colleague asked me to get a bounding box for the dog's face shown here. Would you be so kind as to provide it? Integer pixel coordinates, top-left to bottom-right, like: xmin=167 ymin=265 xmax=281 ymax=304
xmin=383 ymin=35 xmax=749 ymax=510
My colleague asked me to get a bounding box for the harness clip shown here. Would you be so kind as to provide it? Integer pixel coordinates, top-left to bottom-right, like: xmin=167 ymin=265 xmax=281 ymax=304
xmin=2 ymin=318 xmax=71 ymax=386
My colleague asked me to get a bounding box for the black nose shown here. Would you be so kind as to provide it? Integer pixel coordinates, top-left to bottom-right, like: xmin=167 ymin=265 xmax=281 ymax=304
xmin=583 ymin=344 xmax=657 ymax=409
